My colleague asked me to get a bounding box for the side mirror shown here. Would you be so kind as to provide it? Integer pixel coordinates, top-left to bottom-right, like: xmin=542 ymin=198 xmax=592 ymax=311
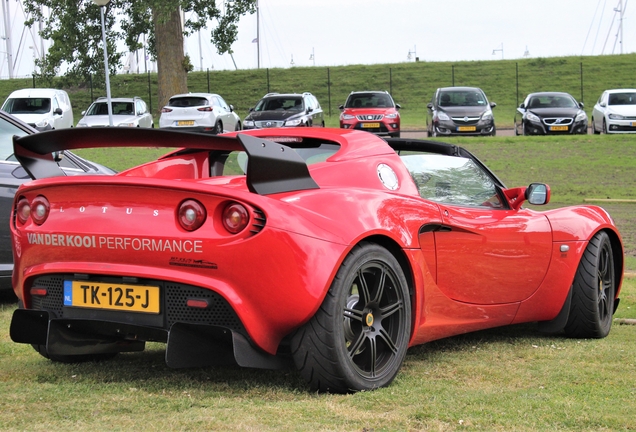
xmin=519 ymin=103 xmax=526 ymax=109
xmin=490 ymin=102 xmax=497 ymax=108
xmin=427 ymin=103 xmax=433 ymax=109
xmin=229 ymin=104 xmax=235 ymax=112
xmin=338 ymin=104 xmax=344 ymax=110
xmin=81 ymin=110 xmax=86 ymax=115
xmin=249 ymin=107 xmax=254 ymax=112
xmin=54 ymin=108 xmax=63 ymax=115
xmin=396 ymin=103 xmax=401 ymax=110
xmin=526 ymin=183 xmax=550 ymax=205
xmin=307 ymin=107 xmax=313 ymax=113
xmin=579 ymin=102 xmax=585 ymax=108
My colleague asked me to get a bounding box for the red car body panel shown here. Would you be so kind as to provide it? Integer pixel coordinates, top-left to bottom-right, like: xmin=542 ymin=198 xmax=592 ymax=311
xmin=9 ymin=127 xmax=624 ymax=362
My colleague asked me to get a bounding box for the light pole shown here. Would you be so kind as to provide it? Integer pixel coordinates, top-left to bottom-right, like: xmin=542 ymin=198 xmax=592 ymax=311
xmin=92 ymin=0 xmax=113 ymax=126
xmin=492 ymin=43 xmax=504 ymax=60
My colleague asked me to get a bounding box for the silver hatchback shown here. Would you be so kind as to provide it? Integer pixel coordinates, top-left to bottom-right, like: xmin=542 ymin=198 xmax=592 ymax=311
xmin=77 ymin=97 xmax=154 ymax=128
xmin=159 ymin=93 xmax=241 ymax=134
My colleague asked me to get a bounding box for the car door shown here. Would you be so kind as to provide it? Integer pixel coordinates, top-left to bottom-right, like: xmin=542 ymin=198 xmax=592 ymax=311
xmin=402 ymin=152 xmax=552 ymax=305
xmin=593 ymin=92 xmax=607 ymax=131
xmin=216 ymin=96 xmax=235 ymax=131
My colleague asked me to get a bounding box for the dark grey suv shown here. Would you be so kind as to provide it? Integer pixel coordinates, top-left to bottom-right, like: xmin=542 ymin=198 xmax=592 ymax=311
xmin=243 ymin=92 xmax=325 ymax=129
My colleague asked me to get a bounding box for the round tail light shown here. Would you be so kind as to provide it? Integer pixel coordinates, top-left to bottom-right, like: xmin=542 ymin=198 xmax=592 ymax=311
xmin=222 ymin=202 xmax=249 ymax=234
xmin=16 ymin=197 xmax=31 ymax=224
xmin=30 ymin=196 xmax=50 ymax=225
xmin=178 ymin=199 xmax=206 ymax=231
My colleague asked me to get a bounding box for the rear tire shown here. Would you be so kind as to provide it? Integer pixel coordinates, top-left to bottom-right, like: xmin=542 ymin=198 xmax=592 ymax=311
xmin=291 ymin=242 xmax=411 ymax=393
xmin=235 ymin=121 xmax=242 ymax=131
xmin=32 ymin=344 xmax=118 ymax=363
xmin=213 ymin=121 xmax=223 ymax=134
xmin=564 ymin=231 xmax=616 ymax=338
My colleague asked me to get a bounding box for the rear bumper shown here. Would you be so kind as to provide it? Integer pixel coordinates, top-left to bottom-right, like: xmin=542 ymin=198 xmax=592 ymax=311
xmin=10 ymin=275 xmax=289 ymax=369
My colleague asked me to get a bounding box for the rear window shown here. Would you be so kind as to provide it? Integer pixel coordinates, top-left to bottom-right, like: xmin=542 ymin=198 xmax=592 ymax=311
xmin=168 ymin=97 xmax=209 ymax=108
xmin=214 ymin=141 xmax=341 ymax=176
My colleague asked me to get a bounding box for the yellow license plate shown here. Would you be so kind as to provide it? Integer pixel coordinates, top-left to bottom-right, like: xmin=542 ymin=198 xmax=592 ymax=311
xmin=362 ymin=122 xmax=380 ymax=128
xmin=550 ymin=125 xmax=568 ymax=131
xmin=457 ymin=126 xmax=477 ymax=131
xmin=177 ymin=120 xmax=195 ymax=126
xmin=63 ymin=281 xmax=160 ymax=314
xmin=631 ymin=122 xmax=636 ymax=127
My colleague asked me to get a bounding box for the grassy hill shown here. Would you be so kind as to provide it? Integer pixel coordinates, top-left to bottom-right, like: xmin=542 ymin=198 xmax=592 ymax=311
xmin=1 ymin=53 xmax=635 ymax=129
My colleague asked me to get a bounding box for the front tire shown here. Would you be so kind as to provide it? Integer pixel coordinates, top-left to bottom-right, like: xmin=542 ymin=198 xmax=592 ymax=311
xmin=564 ymin=231 xmax=616 ymax=338
xmin=291 ymin=242 xmax=411 ymax=393
xmin=602 ymin=119 xmax=608 ymax=134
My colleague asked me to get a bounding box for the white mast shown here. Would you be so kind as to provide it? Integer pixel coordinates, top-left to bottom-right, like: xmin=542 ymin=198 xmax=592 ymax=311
xmin=1 ymin=0 xmax=14 ymax=78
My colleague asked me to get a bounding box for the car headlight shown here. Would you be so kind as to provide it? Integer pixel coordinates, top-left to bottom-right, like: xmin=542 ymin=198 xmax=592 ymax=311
xmin=526 ymin=112 xmax=540 ymax=122
xmin=385 ymin=113 xmax=398 ymax=119
xmin=35 ymin=119 xmax=50 ymax=128
xmin=436 ymin=111 xmax=450 ymax=121
xmin=244 ymin=120 xmax=254 ymax=127
xmin=575 ymin=111 xmax=587 ymax=122
xmin=117 ymin=122 xmax=136 ymax=127
xmin=76 ymin=123 xmax=88 ymax=127
xmin=481 ymin=111 xmax=493 ymax=121
xmin=608 ymin=113 xmax=625 ymax=120
xmin=341 ymin=114 xmax=355 ymax=120
xmin=285 ymin=118 xmax=303 ymax=126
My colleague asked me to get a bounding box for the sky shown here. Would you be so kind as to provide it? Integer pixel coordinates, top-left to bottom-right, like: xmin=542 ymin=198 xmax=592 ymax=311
xmin=184 ymin=0 xmax=634 ymax=72
xmin=0 ymin=0 xmax=633 ymax=77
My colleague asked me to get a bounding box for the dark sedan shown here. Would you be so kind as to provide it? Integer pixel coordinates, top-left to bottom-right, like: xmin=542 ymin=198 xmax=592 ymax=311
xmin=515 ymin=92 xmax=588 ymax=135
xmin=0 ymin=110 xmax=115 ymax=290
xmin=426 ymin=87 xmax=496 ymax=137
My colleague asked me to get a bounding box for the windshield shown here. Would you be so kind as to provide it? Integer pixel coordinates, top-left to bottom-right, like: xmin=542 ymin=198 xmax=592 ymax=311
xmin=3 ymin=98 xmax=51 ymax=114
xmin=608 ymin=93 xmax=636 ymax=105
xmin=527 ymin=95 xmax=578 ymax=109
xmin=438 ymin=90 xmax=487 ymax=107
xmin=87 ymin=101 xmax=135 ymax=116
xmin=255 ymin=97 xmax=304 ymax=112
xmin=345 ymin=93 xmax=394 ymax=108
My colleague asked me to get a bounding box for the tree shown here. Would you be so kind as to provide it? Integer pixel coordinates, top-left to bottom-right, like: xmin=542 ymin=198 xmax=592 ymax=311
xmin=24 ymin=0 xmax=256 ymax=109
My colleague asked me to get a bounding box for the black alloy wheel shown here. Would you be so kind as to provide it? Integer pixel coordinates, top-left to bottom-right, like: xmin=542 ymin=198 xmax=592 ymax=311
xmin=291 ymin=242 xmax=411 ymax=393
xmin=564 ymin=231 xmax=617 ymax=338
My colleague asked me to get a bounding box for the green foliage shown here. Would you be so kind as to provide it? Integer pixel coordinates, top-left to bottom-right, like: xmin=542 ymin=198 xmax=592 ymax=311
xmin=23 ymin=0 xmax=256 ymax=84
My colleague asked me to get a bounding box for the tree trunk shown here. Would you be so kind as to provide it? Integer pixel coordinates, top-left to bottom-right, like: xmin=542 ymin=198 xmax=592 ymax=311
xmin=153 ymin=7 xmax=188 ymax=113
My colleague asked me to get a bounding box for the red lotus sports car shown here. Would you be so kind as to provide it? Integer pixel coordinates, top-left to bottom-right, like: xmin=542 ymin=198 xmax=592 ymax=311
xmin=9 ymin=127 xmax=623 ymax=393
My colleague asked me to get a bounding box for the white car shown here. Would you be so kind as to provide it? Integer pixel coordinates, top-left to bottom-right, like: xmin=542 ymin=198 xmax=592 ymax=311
xmin=591 ymin=89 xmax=636 ymax=134
xmin=159 ymin=93 xmax=241 ymax=133
xmin=2 ymin=88 xmax=74 ymax=131
xmin=77 ymin=97 xmax=154 ymax=128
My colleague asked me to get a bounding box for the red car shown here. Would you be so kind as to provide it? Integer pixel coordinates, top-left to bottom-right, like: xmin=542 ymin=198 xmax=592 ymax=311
xmin=339 ymin=91 xmax=401 ymax=137
xmin=9 ymin=127 xmax=623 ymax=393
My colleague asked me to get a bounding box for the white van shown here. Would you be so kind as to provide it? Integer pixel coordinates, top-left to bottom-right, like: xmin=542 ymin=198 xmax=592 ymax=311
xmin=1 ymin=88 xmax=74 ymax=131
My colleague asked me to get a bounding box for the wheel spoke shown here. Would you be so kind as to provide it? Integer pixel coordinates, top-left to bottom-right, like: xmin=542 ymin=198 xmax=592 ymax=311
xmin=371 ymin=265 xmax=387 ymax=304
xmin=380 ymin=299 xmax=403 ymax=319
xmin=378 ymin=327 xmax=399 ymax=355
xmin=368 ymin=336 xmax=378 ymax=377
xmin=356 ymin=268 xmax=371 ymax=303
xmin=348 ymin=331 xmax=366 ymax=358
xmin=343 ymin=307 xmax=364 ymax=322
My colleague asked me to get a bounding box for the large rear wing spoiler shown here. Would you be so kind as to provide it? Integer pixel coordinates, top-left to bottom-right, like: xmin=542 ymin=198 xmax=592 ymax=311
xmin=13 ymin=127 xmax=318 ymax=195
